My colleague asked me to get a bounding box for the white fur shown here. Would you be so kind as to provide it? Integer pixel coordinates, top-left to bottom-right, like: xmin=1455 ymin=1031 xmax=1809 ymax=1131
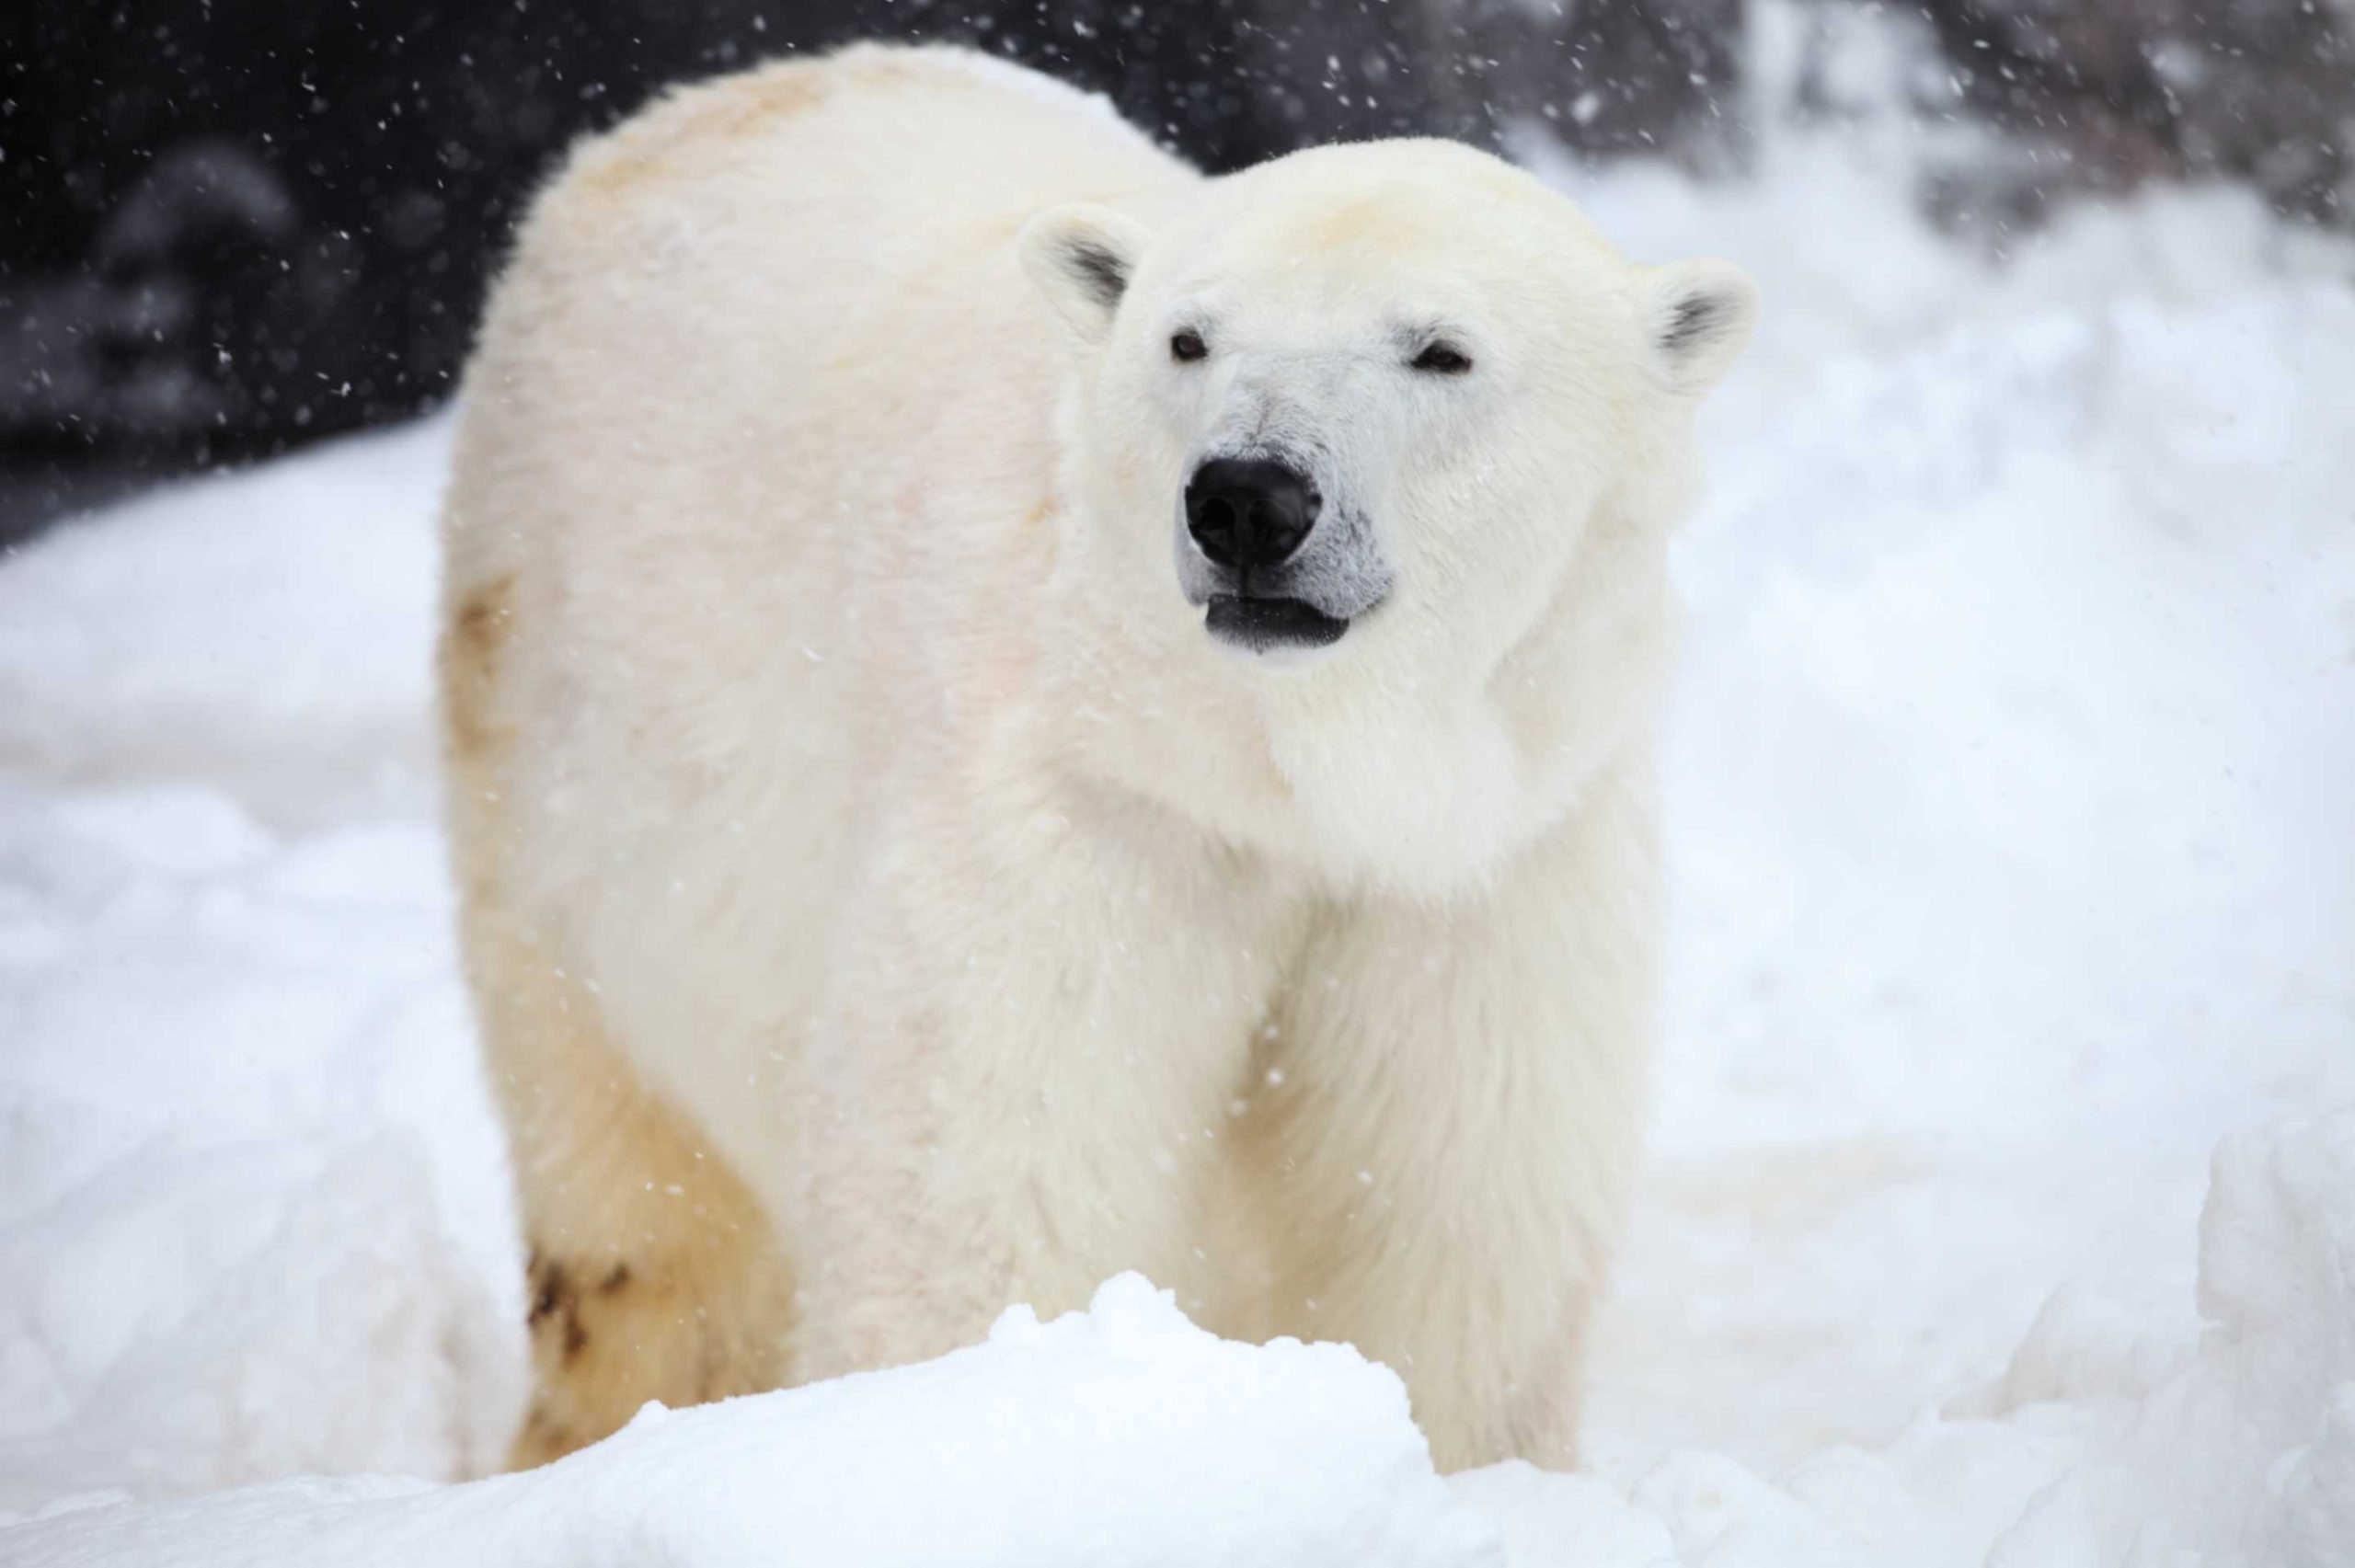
xmin=442 ymin=42 xmax=1754 ymax=1470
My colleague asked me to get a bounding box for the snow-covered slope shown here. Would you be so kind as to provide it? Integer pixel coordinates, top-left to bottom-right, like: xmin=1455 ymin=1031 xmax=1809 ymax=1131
xmin=3 ymin=116 xmax=2352 ymax=1562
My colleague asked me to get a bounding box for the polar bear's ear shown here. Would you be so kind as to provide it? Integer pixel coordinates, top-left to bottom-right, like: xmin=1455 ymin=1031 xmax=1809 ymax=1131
xmin=1018 ymin=203 xmax=1153 ymax=347
xmin=1642 ymin=259 xmax=1760 ymax=397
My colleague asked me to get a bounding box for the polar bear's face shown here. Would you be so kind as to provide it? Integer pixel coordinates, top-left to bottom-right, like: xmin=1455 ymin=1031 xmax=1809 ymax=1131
xmin=1020 ymin=141 xmax=1757 ymax=681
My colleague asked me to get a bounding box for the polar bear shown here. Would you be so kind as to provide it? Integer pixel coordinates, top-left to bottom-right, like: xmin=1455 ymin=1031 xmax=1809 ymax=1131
xmin=440 ymin=42 xmax=1755 ymax=1473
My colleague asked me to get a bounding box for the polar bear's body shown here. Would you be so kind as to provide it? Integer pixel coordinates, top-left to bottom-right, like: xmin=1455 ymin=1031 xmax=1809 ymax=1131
xmin=442 ymin=45 xmax=1754 ymax=1472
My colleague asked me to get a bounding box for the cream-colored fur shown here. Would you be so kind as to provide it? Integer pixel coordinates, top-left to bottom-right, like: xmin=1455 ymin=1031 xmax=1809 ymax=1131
xmin=441 ymin=42 xmax=1754 ymax=1472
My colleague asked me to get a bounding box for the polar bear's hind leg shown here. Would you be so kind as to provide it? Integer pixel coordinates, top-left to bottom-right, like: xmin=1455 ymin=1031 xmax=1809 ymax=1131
xmin=465 ymin=902 xmax=798 ymax=1470
xmin=444 ymin=575 xmax=796 ymax=1470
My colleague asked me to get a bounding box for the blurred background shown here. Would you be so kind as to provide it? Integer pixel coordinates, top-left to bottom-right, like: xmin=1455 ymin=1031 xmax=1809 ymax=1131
xmin=3 ymin=0 xmax=2349 ymax=541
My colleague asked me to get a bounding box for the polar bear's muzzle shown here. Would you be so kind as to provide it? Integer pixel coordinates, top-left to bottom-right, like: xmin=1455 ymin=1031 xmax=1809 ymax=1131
xmin=1202 ymin=594 xmax=1351 ymax=653
xmin=1178 ymin=454 xmax=1387 ymax=656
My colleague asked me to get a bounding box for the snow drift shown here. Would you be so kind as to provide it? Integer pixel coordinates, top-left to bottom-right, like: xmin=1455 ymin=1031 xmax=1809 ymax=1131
xmin=6 ymin=1276 xmax=1497 ymax=1568
xmin=11 ymin=1120 xmax=2355 ymax=1564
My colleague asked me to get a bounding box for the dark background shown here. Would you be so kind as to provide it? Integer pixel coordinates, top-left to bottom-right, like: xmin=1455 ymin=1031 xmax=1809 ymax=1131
xmin=3 ymin=0 xmax=2347 ymax=544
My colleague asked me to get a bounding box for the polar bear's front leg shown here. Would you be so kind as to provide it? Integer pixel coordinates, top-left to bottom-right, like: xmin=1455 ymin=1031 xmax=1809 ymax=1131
xmin=779 ymin=776 xmax=1305 ymax=1383
xmin=1240 ymin=753 xmax=1661 ymax=1471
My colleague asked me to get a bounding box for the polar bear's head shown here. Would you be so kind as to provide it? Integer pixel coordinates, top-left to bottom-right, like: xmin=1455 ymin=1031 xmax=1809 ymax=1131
xmin=1020 ymin=139 xmax=1753 ymax=659
xmin=1018 ymin=140 xmax=1755 ymax=883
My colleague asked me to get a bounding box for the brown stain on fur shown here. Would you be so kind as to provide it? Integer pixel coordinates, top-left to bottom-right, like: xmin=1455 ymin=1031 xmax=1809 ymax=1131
xmin=572 ymin=65 xmax=833 ymax=202
xmin=1294 ymin=194 xmax=1443 ymax=259
xmin=511 ymin=1237 xmax=787 ymax=1467
xmin=442 ymin=573 xmax=513 ymax=765
xmin=515 ymin=1402 xmax=573 ymax=1461
xmin=526 ymin=1253 xmax=592 ymax=1365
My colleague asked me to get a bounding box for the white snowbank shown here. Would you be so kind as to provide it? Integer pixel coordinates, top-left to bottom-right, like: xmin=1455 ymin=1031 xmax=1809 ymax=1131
xmin=1980 ymin=1115 xmax=2355 ymax=1565
xmin=0 ymin=418 xmax=443 ymax=829
xmin=13 ymin=1114 xmax=2355 ymax=1564
xmin=6 ymin=1276 xmax=1499 ymax=1568
xmin=4 ymin=62 xmax=2354 ymax=1568
xmin=1454 ymin=1112 xmax=2355 ymax=1566
xmin=0 ymin=771 xmax=524 ymax=1504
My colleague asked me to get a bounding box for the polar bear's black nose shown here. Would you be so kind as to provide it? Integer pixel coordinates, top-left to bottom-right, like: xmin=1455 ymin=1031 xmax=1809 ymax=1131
xmin=1185 ymin=458 xmax=1321 ymax=573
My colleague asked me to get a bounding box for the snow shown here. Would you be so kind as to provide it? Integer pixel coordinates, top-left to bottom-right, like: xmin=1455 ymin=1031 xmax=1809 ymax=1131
xmin=1562 ymin=139 xmax=2355 ymax=1494
xmin=0 ymin=418 xmax=445 ymax=830
xmin=5 ymin=109 xmax=2354 ymax=1565
xmin=5 ymin=1276 xmax=1497 ymax=1568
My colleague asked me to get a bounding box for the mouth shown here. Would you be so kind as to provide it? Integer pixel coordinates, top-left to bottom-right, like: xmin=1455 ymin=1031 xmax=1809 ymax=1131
xmin=1203 ymin=594 xmax=1351 ymax=654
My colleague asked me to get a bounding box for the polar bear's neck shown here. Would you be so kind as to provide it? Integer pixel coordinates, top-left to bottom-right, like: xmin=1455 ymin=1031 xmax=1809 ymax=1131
xmin=1032 ymin=550 xmax=1675 ymax=899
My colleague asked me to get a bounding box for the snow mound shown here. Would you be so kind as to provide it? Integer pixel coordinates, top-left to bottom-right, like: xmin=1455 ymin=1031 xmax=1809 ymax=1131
xmin=13 ymin=1116 xmax=2355 ymax=1564
xmin=0 ymin=419 xmax=443 ymax=830
xmin=1440 ymin=1114 xmax=2355 ymax=1565
xmin=0 ymin=773 xmax=524 ymax=1506
xmin=5 ymin=1276 xmax=1500 ymax=1568
xmin=1982 ymin=1113 xmax=2355 ymax=1565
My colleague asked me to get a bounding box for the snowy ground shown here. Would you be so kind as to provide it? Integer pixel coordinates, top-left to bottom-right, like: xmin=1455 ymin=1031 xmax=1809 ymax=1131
xmin=4 ymin=86 xmax=2354 ymax=1567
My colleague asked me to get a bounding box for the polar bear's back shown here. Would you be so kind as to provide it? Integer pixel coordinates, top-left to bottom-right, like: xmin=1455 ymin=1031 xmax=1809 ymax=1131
xmin=452 ymin=43 xmax=1189 ymax=590
xmin=439 ymin=47 xmax=1193 ymax=1173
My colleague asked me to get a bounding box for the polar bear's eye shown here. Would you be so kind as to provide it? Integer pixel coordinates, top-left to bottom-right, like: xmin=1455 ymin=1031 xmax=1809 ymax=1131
xmin=1170 ymin=329 xmax=1208 ymax=363
xmin=1410 ymin=342 xmax=1474 ymax=375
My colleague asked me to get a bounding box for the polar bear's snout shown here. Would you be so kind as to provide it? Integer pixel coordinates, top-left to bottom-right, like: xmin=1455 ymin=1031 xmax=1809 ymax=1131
xmin=1182 ymin=456 xmax=1354 ymax=655
xmin=1177 ymin=451 xmax=1389 ymax=658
